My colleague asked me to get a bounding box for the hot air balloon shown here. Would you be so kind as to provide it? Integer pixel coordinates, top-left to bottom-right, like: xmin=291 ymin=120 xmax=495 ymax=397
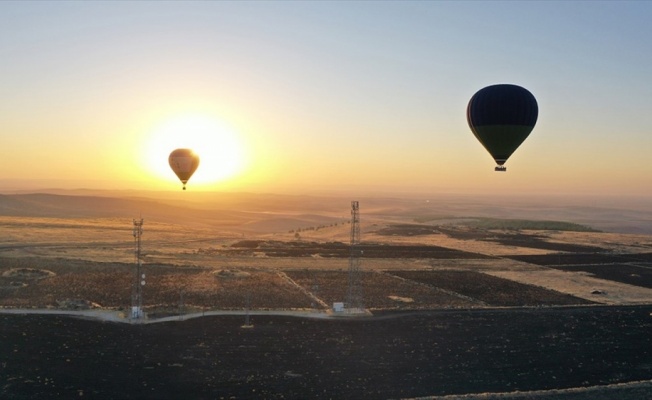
xmin=168 ymin=148 xmax=200 ymax=190
xmin=467 ymin=84 xmax=538 ymax=171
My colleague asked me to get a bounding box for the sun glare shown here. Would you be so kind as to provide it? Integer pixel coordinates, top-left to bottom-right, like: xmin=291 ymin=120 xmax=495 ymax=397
xmin=143 ymin=114 xmax=246 ymax=188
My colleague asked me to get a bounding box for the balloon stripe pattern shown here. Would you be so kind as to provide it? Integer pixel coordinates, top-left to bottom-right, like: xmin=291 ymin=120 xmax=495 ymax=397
xmin=467 ymin=84 xmax=538 ymax=170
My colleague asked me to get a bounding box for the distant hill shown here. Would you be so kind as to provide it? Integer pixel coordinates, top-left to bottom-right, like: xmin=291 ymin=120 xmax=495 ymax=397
xmin=0 ymin=193 xmax=342 ymax=233
xmin=0 ymin=193 xmax=161 ymax=218
xmin=0 ymin=191 xmax=650 ymax=234
xmin=0 ymin=193 xmax=244 ymax=228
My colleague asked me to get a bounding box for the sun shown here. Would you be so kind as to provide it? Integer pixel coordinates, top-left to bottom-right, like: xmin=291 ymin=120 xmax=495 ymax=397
xmin=143 ymin=114 xmax=246 ymax=188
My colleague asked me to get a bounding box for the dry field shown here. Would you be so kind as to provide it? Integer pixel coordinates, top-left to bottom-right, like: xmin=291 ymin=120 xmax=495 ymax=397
xmin=2 ymin=213 xmax=652 ymax=314
xmin=2 ymin=197 xmax=652 ymax=400
xmin=2 ymin=307 xmax=651 ymax=400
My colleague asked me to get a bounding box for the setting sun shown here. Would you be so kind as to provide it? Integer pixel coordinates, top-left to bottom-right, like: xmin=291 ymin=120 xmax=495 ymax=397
xmin=143 ymin=114 xmax=247 ymax=189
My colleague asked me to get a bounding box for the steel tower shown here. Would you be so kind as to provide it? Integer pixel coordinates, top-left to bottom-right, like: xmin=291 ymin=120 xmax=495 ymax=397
xmin=131 ymin=218 xmax=145 ymax=320
xmin=346 ymin=201 xmax=364 ymax=312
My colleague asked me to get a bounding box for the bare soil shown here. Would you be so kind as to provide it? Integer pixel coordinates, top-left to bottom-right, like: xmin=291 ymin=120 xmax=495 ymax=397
xmin=1 ymin=306 xmax=651 ymax=400
xmin=386 ymin=270 xmax=595 ymax=307
xmin=2 ymin=204 xmax=652 ymax=399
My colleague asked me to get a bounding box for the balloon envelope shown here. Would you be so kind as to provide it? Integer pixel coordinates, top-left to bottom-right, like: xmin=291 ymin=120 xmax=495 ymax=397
xmin=168 ymin=149 xmax=200 ymax=190
xmin=467 ymin=84 xmax=538 ymax=170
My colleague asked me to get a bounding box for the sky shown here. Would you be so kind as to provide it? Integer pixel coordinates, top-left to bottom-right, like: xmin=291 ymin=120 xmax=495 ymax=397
xmin=1 ymin=1 xmax=652 ymax=197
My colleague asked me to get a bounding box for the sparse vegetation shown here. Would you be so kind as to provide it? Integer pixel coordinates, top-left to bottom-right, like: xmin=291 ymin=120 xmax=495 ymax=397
xmin=284 ymin=270 xmax=477 ymax=310
xmin=2 ymin=268 xmax=56 ymax=279
xmin=467 ymin=217 xmax=600 ymax=232
xmin=0 ymin=202 xmax=650 ymax=315
xmin=375 ymin=220 xmax=599 ymax=239
xmin=387 ymin=270 xmax=595 ymax=307
xmin=1 ymin=198 xmax=651 ymax=400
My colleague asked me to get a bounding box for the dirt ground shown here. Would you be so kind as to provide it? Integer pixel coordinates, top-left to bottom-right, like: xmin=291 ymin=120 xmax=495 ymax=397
xmin=1 ymin=306 xmax=651 ymax=400
xmin=2 ymin=216 xmax=652 ymax=399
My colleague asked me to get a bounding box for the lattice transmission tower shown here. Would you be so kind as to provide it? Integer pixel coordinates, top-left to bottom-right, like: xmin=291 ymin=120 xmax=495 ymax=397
xmin=346 ymin=201 xmax=364 ymax=312
xmin=131 ymin=218 xmax=145 ymax=320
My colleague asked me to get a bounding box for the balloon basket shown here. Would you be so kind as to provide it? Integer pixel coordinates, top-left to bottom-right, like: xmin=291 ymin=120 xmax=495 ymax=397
xmin=494 ymin=166 xmax=506 ymax=172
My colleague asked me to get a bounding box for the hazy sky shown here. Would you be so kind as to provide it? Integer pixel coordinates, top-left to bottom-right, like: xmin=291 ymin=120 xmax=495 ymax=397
xmin=2 ymin=1 xmax=652 ymax=196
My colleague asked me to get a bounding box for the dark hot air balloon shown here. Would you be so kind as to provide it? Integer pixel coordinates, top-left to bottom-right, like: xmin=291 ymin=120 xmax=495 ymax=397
xmin=168 ymin=148 xmax=200 ymax=190
xmin=467 ymin=84 xmax=538 ymax=171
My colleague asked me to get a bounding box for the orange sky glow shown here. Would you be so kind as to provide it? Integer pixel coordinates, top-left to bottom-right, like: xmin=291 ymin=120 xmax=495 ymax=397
xmin=2 ymin=2 xmax=652 ymax=198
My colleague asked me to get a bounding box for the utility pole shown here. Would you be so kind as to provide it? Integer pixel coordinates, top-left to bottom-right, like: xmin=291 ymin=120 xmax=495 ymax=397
xmin=131 ymin=218 xmax=145 ymax=320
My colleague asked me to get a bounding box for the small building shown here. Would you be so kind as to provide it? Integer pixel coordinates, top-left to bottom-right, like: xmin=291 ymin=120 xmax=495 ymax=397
xmin=131 ymin=306 xmax=143 ymax=319
xmin=332 ymin=302 xmax=344 ymax=313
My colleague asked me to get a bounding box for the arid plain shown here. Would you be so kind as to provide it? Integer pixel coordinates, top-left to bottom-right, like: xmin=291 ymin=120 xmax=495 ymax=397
xmin=1 ymin=191 xmax=652 ymax=399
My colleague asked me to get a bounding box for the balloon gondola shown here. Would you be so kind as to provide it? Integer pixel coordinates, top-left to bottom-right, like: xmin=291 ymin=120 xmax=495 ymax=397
xmin=467 ymin=84 xmax=538 ymax=171
xmin=168 ymin=148 xmax=200 ymax=190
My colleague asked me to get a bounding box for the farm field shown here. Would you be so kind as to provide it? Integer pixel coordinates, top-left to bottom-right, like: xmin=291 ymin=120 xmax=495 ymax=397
xmin=1 ymin=307 xmax=651 ymax=400
xmin=3 ymin=221 xmax=652 ymax=312
xmin=2 ymin=193 xmax=652 ymax=399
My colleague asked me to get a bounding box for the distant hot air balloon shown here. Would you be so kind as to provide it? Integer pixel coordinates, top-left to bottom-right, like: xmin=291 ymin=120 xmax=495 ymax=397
xmin=467 ymin=84 xmax=538 ymax=171
xmin=168 ymin=149 xmax=200 ymax=190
